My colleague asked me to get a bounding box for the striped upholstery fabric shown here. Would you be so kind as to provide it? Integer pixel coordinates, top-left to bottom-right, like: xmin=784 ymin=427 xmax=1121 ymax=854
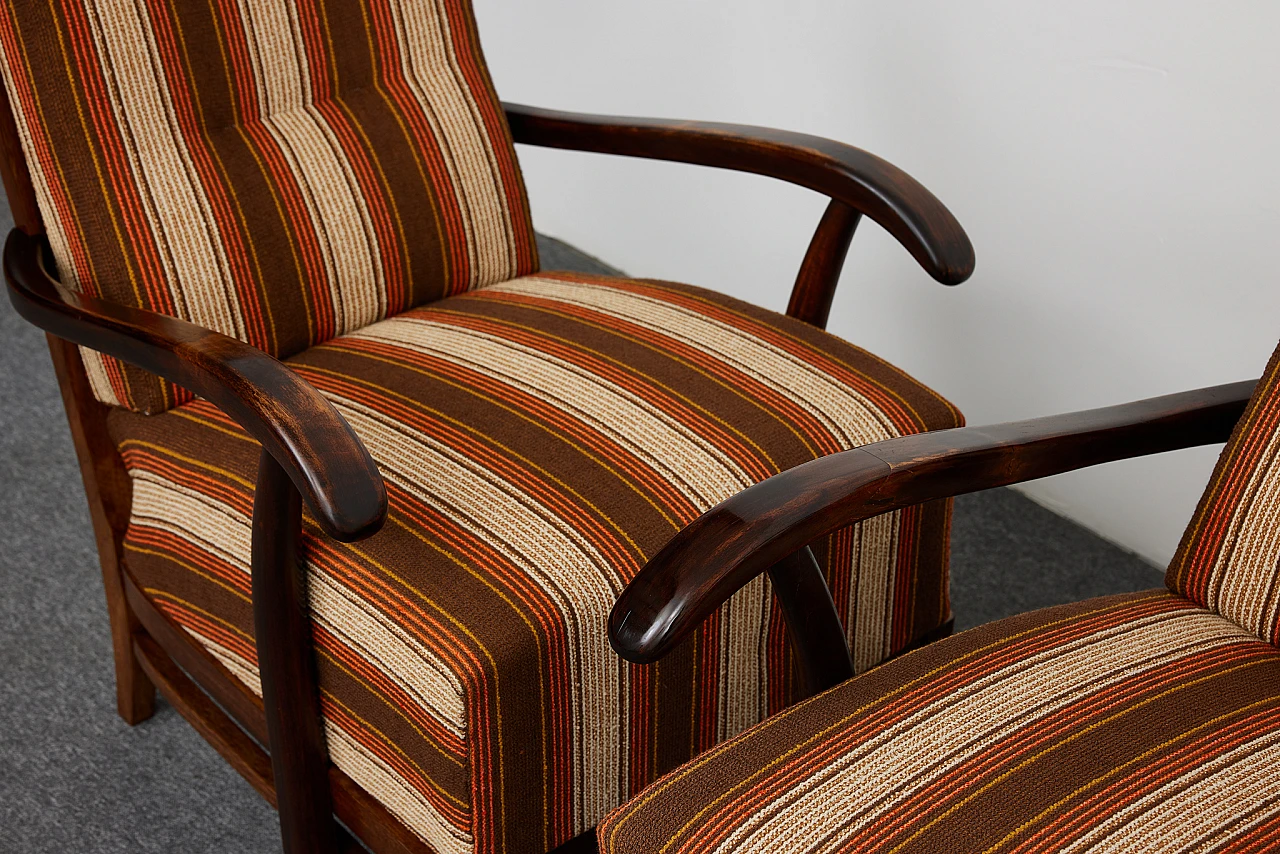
xmin=599 ymin=591 xmax=1280 ymax=854
xmin=1169 ymin=342 xmax=1280 ymax=645
xmin=0 ymin=0 xmax=535 ymax=413
xmin=108 ymin=272 xmax=962 ymax=854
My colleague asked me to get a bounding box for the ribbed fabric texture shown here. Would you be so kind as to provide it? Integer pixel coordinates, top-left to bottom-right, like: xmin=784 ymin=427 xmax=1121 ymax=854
xmin=0 ymin=0 xmax=536 ymax=413
xmin=599 ymin=590 xmax=1280 ymax=854
xmin=1168 ymin=342 xmax=1280 ymax=646
xmin=108 ymin=272 xmax=962 ymax=854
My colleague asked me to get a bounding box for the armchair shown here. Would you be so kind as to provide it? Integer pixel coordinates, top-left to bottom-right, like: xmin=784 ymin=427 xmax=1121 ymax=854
xmin=599 ymin=365 xmax=1280 ymax=851
xmin=0 ymin=3 xmax=970 ymax=853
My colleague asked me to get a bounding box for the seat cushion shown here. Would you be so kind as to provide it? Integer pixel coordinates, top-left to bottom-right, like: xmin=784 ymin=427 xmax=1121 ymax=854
xmin=0 ymin=0 xmax=536 ymax=414
xmin=109 ymin=271 xmax=961 ymax=854
xmin=599 ymin=590 xmax=1280 ymax=854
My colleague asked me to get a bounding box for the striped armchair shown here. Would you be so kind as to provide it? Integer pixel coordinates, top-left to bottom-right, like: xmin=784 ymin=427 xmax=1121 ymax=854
xmin=599 ymin=345 xmax=1280 ymax=851
xmin=0 ymin=2 xmax=973 ymax=853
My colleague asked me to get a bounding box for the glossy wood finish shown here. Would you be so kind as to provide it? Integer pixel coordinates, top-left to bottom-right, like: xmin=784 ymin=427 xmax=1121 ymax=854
xmin=46 ymin=335 xmax=156 ymax=723
xmin=611 ymin=379 xmax=1258 ymax=664
xmin=252 ymin=450 xmax=340 ymax=854
xmin=3 ymin=229 xmax=386 ymax=543
xmin=766 ymin=547 xmax=855 ymax=695
xmin=504 ymin=102 xmax=975 ymax=287
xmin=788 ymin=200 xmax=861 ymax=328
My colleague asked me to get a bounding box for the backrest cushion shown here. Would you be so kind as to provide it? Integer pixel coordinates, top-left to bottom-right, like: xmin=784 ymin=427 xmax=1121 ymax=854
xmin=1168 ymin=341 xmax=1280 ymax=645
xmin=0 ymin=0 xmax=537 ymax=413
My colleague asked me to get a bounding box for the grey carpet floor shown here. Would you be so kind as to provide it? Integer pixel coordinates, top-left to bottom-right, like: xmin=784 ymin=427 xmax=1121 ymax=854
xmin=0 ymin=207 xmax=1164 ymax=851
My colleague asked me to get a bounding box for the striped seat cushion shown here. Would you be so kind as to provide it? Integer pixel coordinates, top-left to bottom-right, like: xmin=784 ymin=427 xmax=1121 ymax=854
xmin=0 ymin=0 xmax=536 ymax=414
xmin=599 ymin=590 xmax=1280 ymax=854
xmin=108 ymin=271 xmax=962 ymax=854
xmin=1169 ymin=343 xmax=1280 ymax=645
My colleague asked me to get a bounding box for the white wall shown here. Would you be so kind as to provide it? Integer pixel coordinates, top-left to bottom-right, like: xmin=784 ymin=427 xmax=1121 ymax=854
xmin=474 ymin=0 xmax=1280 ymax=567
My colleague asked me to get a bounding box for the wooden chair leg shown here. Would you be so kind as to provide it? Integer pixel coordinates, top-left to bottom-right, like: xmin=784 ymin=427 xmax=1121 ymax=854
xmin=252 ymin=450 xmax=340 ymax=854
xmin=45 ymin=335 xmax=156 ymax=724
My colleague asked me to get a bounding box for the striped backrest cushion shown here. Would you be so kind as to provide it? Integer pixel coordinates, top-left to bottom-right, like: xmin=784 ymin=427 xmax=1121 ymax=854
xmin=0 ymin=0 xmax=536 ymax=413
xmin=1168 ymin=342 xmax=1280 ymax=645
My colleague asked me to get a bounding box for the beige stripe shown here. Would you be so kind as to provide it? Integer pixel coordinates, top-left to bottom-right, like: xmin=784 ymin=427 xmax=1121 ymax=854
xmin=1203 ymin=427 xmax=1280 ymax=641
xmin=850 ymin=512 xmax=900 ymax=671
xmin=711 ymin=610 xmax=1256 ymax=854
xmin=332 ymin=395 xmax=627 ymax=831
xmin=132 ymin=472 xmax=465 ymax=735
xmin=351 ymin=317 xmax=755 ymax=506
xmin=236 ymin=0 xmax=386 ymax=332
xmin=80 ymin=352 xmax=124 ymax=406
xmin=1068 ymin=730 xmax=1280 ymax=852
xmin=195 ymin=630 xmax=261 ymax=693
xmin=354 ymin=312 xmax=776 ymax=745
xmin=192 ymin=627 xmax=474 ymax=851
xmin=195 ymin=626 xmax=474 ymax=853
xmin=387 ymin=0 xmax=517 ymax=287
xmin=133 ymin=470 xmax=474 ymax=847
xmin=131 ymin=472 xmax=252 ymax=570
xmin=326 ymin=722 xmax=473 ymax=854
xmin=487 ymin=277 xmax=901 ymax=448
xmin=88 ymin=0 xmax=245 ymax=337
xmin=310 ymin=572 xmax=467 ymax=738
xmin=488 ymin=275 xmax=904 ymax=680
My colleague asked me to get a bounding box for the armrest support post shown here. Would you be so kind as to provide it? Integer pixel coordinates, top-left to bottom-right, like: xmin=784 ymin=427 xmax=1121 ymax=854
xmin=767 ymin=545 xmax=855 ymax=695
xmin=788 ymin=200 xmax=861 ymax=328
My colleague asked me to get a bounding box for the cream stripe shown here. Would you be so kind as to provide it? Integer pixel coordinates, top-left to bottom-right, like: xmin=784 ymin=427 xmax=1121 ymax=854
xmin=351 ymin=317 xmax=754 ymax=506
xmin=332 ymin=395 xmax=627 ymax=831
xmin=88 ymin=0 xmax=245 ymax=338
xmin=851 ymin=512 xmax=900 ymax=671
xmin=354 ymin=313 xmax=774 ymax=745
xmin=310 ymin=572 xmax=467 ymax=738
xmin=487 ymin=277 xmax=900 ymax=448
xmin=130 ymin=473 xmax=252 ymax=571
xmin=195 ymin=629 xmax=473 ymax=850
xmin=1203 ymin=425 xmax=1280 ymax=641
xmin=388 ymin=0 xmax=516 ymax=286
xmin=712 ymin=611 xmax=1256 ymax=854
xmin=326 ymin=722 xmax=472 ymax=854
xmin=1068 ymin=729 xmax=1280 ymax=852
xmin=236 ymin=0 xmax=385 ymax=333
xmin=130 ymin=472 xmax=467 ymax=747
xmin=196 ymin=631 xmax=260 ymax=693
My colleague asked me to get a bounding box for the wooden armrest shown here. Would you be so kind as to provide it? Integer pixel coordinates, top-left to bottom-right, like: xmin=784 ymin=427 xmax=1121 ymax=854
xmin=610 ymin=379 xmax=1257 ymax=664
xmin=4 ymin=229 xmax=387 ymax=542
xmin=504 ymin=102 xmax=975 ymax=286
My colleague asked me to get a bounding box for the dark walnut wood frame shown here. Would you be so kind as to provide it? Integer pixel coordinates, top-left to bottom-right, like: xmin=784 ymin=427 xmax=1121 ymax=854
xmin=0 ymin=90 xmax=987 ymax=853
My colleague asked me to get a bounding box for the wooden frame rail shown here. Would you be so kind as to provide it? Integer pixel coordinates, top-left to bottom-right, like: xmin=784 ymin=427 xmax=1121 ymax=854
xmin=610 ymin=380 xmax=1257 ymax=665
xmin=504 ymin=103 xmax=975 ymax=328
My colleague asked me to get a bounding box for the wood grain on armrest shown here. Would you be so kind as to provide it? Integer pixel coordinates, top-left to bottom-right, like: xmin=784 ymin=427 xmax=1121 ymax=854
xmin=504 ymin=102 xmax=974 ymax=287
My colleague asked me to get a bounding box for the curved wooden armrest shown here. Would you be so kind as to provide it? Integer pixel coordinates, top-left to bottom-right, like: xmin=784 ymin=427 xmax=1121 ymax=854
xmin=4 ymin=229 xmax=387 ymax=542
xmin=611 ymin=379 xmax=1257 ymax=663
xmin=504 ymin=102 xmax=974 ymax=287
